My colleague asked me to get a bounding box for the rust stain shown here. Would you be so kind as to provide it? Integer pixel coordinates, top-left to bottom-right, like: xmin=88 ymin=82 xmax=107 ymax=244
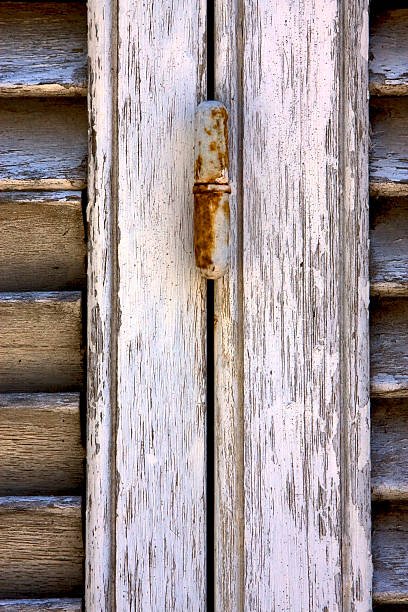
xmin=209 ymin=141 xmax=217 ymax=152
xmin=194 ymin=154 xmax=202 ymax=181
xmin=194 ymin=191 xmax=223 ymax=270
xmin=222 ymin=197 xmax=230 ymax=221
xmin=209 ymin=106 xmax=229 ymax=175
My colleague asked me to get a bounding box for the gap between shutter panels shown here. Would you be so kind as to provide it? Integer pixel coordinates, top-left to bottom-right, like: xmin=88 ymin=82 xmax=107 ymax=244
xmin=0 ymin=1 xmax=87 ymax=606
xmin=370 ymin=1 xmax=408 ymax=607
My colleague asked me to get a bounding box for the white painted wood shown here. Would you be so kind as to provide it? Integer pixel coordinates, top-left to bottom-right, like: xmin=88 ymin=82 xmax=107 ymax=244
xmin=87 ymin=0 xmax=207 ymax=609
xmin=86 ymin=1 xmax=115 ymax=609
xmin=0 ymin=2 xmax=86 ymax=97
xmin=214 ymin=1 xmax=371 ymax=609
xmin=213 ymin=2 xmax=244 ymax=608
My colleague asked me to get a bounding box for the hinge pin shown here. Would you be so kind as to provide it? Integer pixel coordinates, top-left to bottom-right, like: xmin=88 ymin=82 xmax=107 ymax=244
xmin=194 ymin=101 xmax=230 ymax=279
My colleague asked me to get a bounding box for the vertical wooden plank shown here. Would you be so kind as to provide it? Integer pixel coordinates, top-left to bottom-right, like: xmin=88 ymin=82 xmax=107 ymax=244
xmin=213 ymin=1 xmax=244 ymax=610
xmin=341 ymin=2 xmax=372 ymax=608
xmin=214 ymin=1 xmax=371 ymax=609
xmin=87 ymin=1 xmax=114 ymax=610
xmin=114 ymin=2 xmax=207 ymax=611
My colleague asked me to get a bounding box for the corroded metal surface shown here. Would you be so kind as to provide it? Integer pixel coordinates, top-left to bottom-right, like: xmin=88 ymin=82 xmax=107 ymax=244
xmin=194 ymin=101 xmax=230 ymax=279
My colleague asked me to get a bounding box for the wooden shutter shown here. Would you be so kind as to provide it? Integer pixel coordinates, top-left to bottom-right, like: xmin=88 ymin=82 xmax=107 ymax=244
xmin=0 ymin=2 xmax=87 ymax=609
xmin=87 ymin=1 xmax=371 ymax=610
xmin=370 ymin=2 xmax=408 ymax=607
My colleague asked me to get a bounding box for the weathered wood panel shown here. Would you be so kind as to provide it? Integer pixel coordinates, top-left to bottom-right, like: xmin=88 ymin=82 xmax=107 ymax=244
xmin=370 ymin=197 xmax=408 ymax=296
xmin=0 ymin=292 xmax=83 ymax=392
xmin=370 ymin=98 xmax=408 ymax=189
xmin=0 ymin=393 xmax=84 ymax=495
xmin=86 ymin=0 xmax=114 ymax=609
xmin=0 ymin=99 xmax=87 ymax=190
xmin=0 ymin=497 xmax=83 ymax=598
xmin=213 ymin=1 xmax=371 ymax=610
xmin=373 ymin=502 xmax=408 ymax=605
xmin=87 ymin=0 xmax=207 ymax=610
xmin=115 ymin=0 xmax=207 ymax=607
xmin=213 ymin=1 xmax=243 ymax=609
xmin=370 ymin=8 xmax=408 ymax=95
xmin=371 ymin=298 xmax=408 ymax=397
xmin=0 ymin=192 xmax=86 ymax=291
xmin=0 ymin=600 xmax=81 ymax=612
xmin=0 ymin=2 xmax=86 ymax=97
xmin=372 ymin=399 xmax=408 ymax=500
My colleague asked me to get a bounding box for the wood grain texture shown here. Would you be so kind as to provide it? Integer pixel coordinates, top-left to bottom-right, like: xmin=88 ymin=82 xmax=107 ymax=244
xmin=0 ymin=99 xmax=87 ymax=190
xmin=0 ymin=292 xmax=83 ymax=392
xmin=87 ymin=0 xmax=207 ymax=610
xmin=86 ymin=1 xmax=114 ymax=610
xmin=0 ymin=393 xmax=84 ymax=495
xmin=240 ymin=1 xmax=371 ymax=609
xmin=371 ymin=298 xmax=408 ymax=397
xmin=0 ymin=496 xmax=83 ymax=598
xmin=371 ymin=399 xmax=408 ymax=500
xmin=370 ymin=97 xmax=408 ymax=187
xmin=0 ymin=2 xmax=86 ymax=97
xmin=0 ymin=600 xmax=81 ymax=612
xmin=373 ymin=503 xmax=408 ymax=605
xmin=0 ymin=192 xmax=86 ymax=291
xmin=213 ymin=2 xmax=243 ymax=610
xmin=115 ymin=0 xmax=207 ymax=609
xmin=370 ymin=8 xmax=408 ymax=95
xmin=370 ymin=197 xmax=408 ymax=296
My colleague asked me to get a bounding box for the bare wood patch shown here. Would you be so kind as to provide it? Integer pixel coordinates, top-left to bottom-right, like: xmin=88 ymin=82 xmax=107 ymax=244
xmin=0 ymin=2 xmax=86 ymax=96
xmin=0 ymin=99 xmax=87 ymax=190
xmin=0 ymin=497 xmax=83 ymax=598
xmin=0 ymin=192 xmax=86 ymax=291
xmin=0 ymin=599 xmax=81 ymax=611
xmin=370 ymin=8 xmax=408 ymax=96
xmin=0 ymin=393 xmax=84 ymax=495
xmin=373 ymin=502 xmax=408 ymax=605
xmin=371 ymin=298 xmax=408 ymax=397
xmin=0 ymin=292 xmax=83 ymax=392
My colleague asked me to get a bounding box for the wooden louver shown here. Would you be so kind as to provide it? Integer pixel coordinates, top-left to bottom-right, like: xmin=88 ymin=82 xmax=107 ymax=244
xmin=370 ymin=2 xmax=408 ymax=607
xmin=0 ymin=2 xmax=87 ymax=609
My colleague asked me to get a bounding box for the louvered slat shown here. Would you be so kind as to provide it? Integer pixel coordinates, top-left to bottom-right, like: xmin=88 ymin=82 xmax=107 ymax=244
xmin=0 ymin=600 xmax=81 ymax=611
xmin=370 ymin=197 xmax=408 ymax=297
xmin=0 ymin=99 xmax=87 ymax=190
xmin=0 ymin=2 xmax=86 ymax=97
xmin=0 ymin=292 xmax=83 ymax=392
xmin=370 ymin=8 xmax=408 ymax=96
xmin=0 ymin=192 xmax=86 ymax=291
xmin=0 ymin=394 xmax=84 ymax=495
xmin=371 ymin=298 xmax=408 ymax=397
xmin=373 ymin=502 xmax=408 ymax=605
xmin=372 ymin=399 xmax=408 ymax=500
xmin=370 ymin=98 xmax=408 ymax=192
xmin=369 ymin=5 xmax=408 ymax=608
xmin=0 ymin=497 xmax=83 ymax=598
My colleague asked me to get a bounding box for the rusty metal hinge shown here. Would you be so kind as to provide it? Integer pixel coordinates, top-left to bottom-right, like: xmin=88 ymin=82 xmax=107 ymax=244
xmin=194 ymin=101 xmax=230 ymax=279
